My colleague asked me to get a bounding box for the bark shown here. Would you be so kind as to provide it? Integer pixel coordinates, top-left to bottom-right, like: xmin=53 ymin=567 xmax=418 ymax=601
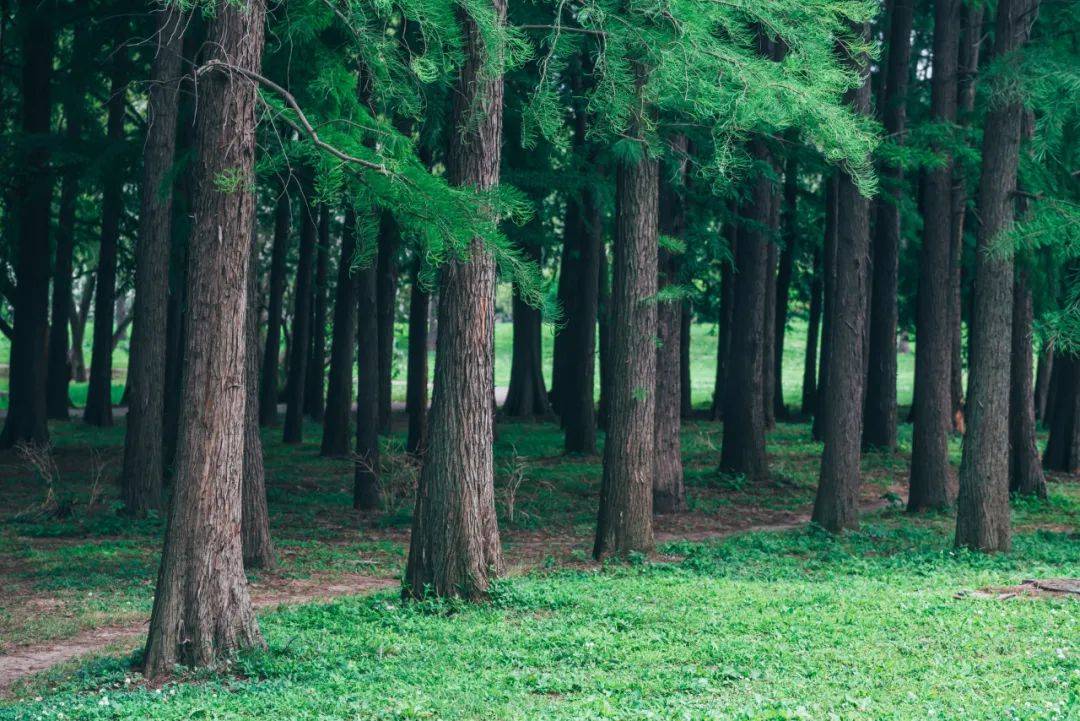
xmin=120 ymin=5 xmax=185 ymax=515
xmin=562 ymin=183 xmax=601 ymax=451
xmin=376 ymin=212 xmax=399 ymax=433
xmin=304 ymin=205 xmax=330 ymax=420
xmin=801 ymin=247 xmax=823 ymax=416
xmin=404 ymin=0 xmax=504 ymax=599
xmin=84 ymin=45 xmax=129 ymax=427
xmin=594 ymin=142 xmax=658 ymax=558
xmin=321 ymin=207 xmax=359 ymax=457
xmin=0 ymin=0 xmax=54 ymax=448
xmin=405 ymin=261 xmax=429 ymax=456
xmin=812 ymin=26 xmax=872 ymax=533
xmin=955 ymin=0 xmax=1038 ymax=553
xmin=909 ymin=0 xmax=961 ymax=511
xmin=354 ymin=259 xmax=381 ymax=509
xmin=143 ymin=0 xmax=267 ymax=676
xmin=762 ymin=231 xmax=778 ymax=430
xmin=1043 ymin=353 xmax=1080 ymax=473
xmin=773 ymin=152 xmax=799 ymax=421
xmin=550 ymin=216 xmax=580 ymax=416
xmin=679 ymin=301 xmax=692 ymax=418
xmin=243 ymin=224 xmax=274 ymax=568
xmin=503 ymin=240 xmax=550 ymax=417
xmin=811 ymin=177 xmax=839 ymax=440
xmin=720 ymin=155 xmax=769 ymax=480
xmin=863 ymin=0 xmax=913 ymax=451
xmin=710 ymin=214 xmax=736 ymax=421
xmin=1034 ymin=344 xmax=1053 ymax=423
xmin=282 ymin=176 xmax=317 ymax=444
xmin=1009 ymin=268 xmax=1046 ymax=497
xmin=259 ymin=184 xmax=290 ymax=426
xmin=654 ymin=139 xmax=686 ymax=514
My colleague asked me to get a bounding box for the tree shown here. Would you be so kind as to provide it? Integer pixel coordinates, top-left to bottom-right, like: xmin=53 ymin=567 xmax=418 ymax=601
xmin=909 ymin=0 xmax=961 ymax=511
xmin=811 ymin=176 xmax=838 ymax=441
xmin=1009 ymin=267 xmax=1046 ymax=497
xmin=282 ymin=175 xmax=318 ymax=444
xmin=120 ymin=5 xmax=185 ymax=516
xmin=710 ymin=212 xmax=736 ymax=421
xmin=801 ymin=246 xmax=823 ymax=416
xmin=772 ymin=151 xmax=799 ymax=422
xmin=1044 ymin=353 xmax=1080 ymax=472
xmin=503 ymin=238 xmax=550 ymax=417
xmin=354 ymin=253 xmax=381 ymax=510
xmin=304 ymin=205 xmax=331 ymax=420
xmin=405 ymin=261 xmax=429 ymax=456
xmin=321 ymin=207 xmax=359 ymax=456
xmin=376 ymin=213 xmax=398 ymax=433
xmin=955 ymin=0 xmax=1040 ymax=553
xmin=259 ymin=184 xmax=291 ymax=426
xmin=143 ymin=0 xmax=267 ymax=677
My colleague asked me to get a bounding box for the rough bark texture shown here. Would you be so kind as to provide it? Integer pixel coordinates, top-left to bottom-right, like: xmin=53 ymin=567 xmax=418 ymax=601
xmin=1044 ymin=353 xmax=1080 ymax=472
xmin=909 ymin=0 xmax=961 ymax=511
xmin=1009 ymin=269 xmax=1046 ymax=497
xmin=404 ymin=2 xmax=504 ymax=599
xmin=720 ymin=158 xmax=768 ymax=480
xmin=304 ymin=205 xmax=331 ymax=420
xmin=812 ymin=29 xmax=872 ymax=533
xmin=863 ymin=0 xmax=913 ymax=451
xmin=282 ymin=179 xmax=318 ymax=444
xmin=710 ymin=215 xmax=737 ymax=421
xmin=811 ymin=177 xmax=839 ymax=441
xmin=259 ymin=185 xmax=290 ymax=426
xmin=654 ymin=139 xmax=686 ymax=514
xmin=503 ymin=240 xmax=550 ymax=417
xmin=405 ymin=262 xmax=429 ymax=456
xmin=142 ymin=0 xmax=267 ymax=676
xmin=594 ymin=143 xmax=658 ymax=558
xmin=354 ymin=259 xmax=381 ymax=509
xmin=120 ymin=6 xmax=185 ymax=516
xmin=321 ymin=208 xmax=359 ymax=457
xmin=955 ymin=0 xmax=1038 ymax=553
xmin=84 ymin=46 xmax=129 ymax=427
xmin=801 ymin=247 xmax=823 ymax=417
xmin=376 ymin=214 xmax=399 ymax=434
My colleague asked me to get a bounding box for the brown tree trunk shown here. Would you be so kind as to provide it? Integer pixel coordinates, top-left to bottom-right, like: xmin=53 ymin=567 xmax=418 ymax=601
xmin=955 ymin=0 xmax=1038 ymax=553
xmin=550 ymin=220 xmax=580 ymax=417
xmin=503 ymin=240 xmax=550 ymax=417
xmin=259 ymin=185 xmax=290 ymax=426
xmin=680 ymin=301 xmax=692 ymax=418
xmin=142 ymin=0 xmax=267 ymax=676
xmin=863 ymin=0 xmax=913 ymax=451
xmin=594 ymin=138 xmax=658 ymax=558
xmin=405 ymin=261 xmax=429 ymax=456
xmin=762 ymin=234 xmax=778 ymax=430
xmin=321 ymin=208 xmax=359 ymax=457
xmin=404 ymin=1 xmax=504 ymax=599
xmin=1044 ymin=352 xmax=1080 ymax=473
xmin=282 ymin=177 xmax=317 ymax=444
xmin=773 ymin=152 xmax=798 ymax=422
xmin=120 ymin=6 xmax=185 ymax=515
xmin=710 ymin=215 xmax=736 ymax=421
xmin=1009 ymin=268 xmax=1046 ymax=497
xmin=304 ymin=205 xmax=330 ymax=420
xmin=811 ymin=177 xmax=839 ymax=441
xmin=909 ymin=0 xmax=961 ymax=511
xmin=1034 ymin=344 xmax=1053 ymax=424
xmin=70 ymin=278 xmax=94 ymax=384
xmin=84 ymin=43 xmax=129 ymax=427
xmin=812 ymin=26 xmax=872 ymax=533
xmin=654 ymin=139 xmax=687 ymax=514
xmin=801 ymin=247 xmax=823 ymax=417
xmin=243 ymin=224 xmax=274 ymax=569
xmin=376 ymin=213 xmax=398 ymax=433
xmin=354 ymin=256 xmax=381 ymax=509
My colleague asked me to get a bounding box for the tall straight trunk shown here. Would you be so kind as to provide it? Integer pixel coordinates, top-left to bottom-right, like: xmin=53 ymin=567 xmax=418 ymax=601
xmin=1044 ymin=353 xmax=1080 ymax=472
xmin=259 ymin=185 xmax=290 ymax=426
xmin=321 ymin=208 xmax=359 ymax=457
xmin=950 ymin=3 xmax=986 ymax=426
xmin=1034 ymin=345 xmax=1053 ymax=423
xmin=654 ymin=138 xmax=687 ymax=514
xmin=0 ymin=0 xmax=54 ymax=448
xmin=710 ymin=215 xmax=736 ymax=421
xmin=504 ymin=239 xmax=550 ymax=417
xmin=404 ymin=1 xmax=504 ymax=599
xmin=282 ymin=177 xmax=317 ymax=444
xmin=773 ymin=152 xmax=799 ymax=421
xmin=955 ymin=0 xmax=1038 ymax=553
xmin=405 ymin=261 xmax=429 ymax=456
xmin=243 ymin=224 xmax=274 ymax=568
xmin=679 ymin=302 xmax=692 ymax=418
xmin=721 ymin=153 xmax=769 ymax=479
xmin=812 ymin=25 xmax=872 ymax=533
xmin=120 ymin=6 xmax=185 ymax=515
xmin=84 ymin=45 xmax=129 ymax=427
xmin=70 ymin=278 xmax=94 ymax=383
xmin=550 ymin=218 xmax=580 ymax=416
xmin=1009 ymin=268 xmax=1046 ymax=497
xmin=801 ymin=248 xmax=823 ymax=416
xmin=762 ymin=234 xmax=778 ymax=430
xmin=376 ymin=213 xmax=398 ymax=433
xmin=863 ymin=0 xmax=913 ymax=451
xmin=354 ymin=259 xmax=381 ymax=509
xmin=594 ymin=140 xmax=658 ymax=558
xmin=909 ymin=0 xmax=961 ymax=511
xmin=304 ymin=205 xmax=330 ymax=420
xmin=142 ymin=0 xmax=267 ymax=676
xmin=812 ymin=177 xmax=839 ymax=440
xmin=597 ymin=236 xmax=612 ymax=428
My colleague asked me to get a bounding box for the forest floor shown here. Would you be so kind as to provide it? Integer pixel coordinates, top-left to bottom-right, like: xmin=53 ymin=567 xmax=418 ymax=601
xmin=1 ymin=410 xmax=1077 ymax=718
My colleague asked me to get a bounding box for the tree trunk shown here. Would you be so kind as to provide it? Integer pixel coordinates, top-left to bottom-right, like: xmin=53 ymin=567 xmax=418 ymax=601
xmin=1009 ymin=268 xmax=1046 ymax=497
xmin=801 ymin=247 xmax=823 ymax=417
xmin=1034 ymin=344 xmax=1053 ymax=424
xmin=773 ymin=152 xmax=799 ymax=422
xmin=503 ymin=240 xmax=550 ymax=417
xmin=354 ymin=258 xmax=381 ymax=509
xmin=550 ymin=217 xmax=580 ymax=417
xmin=811 ymin=177 xmax=839 ymax=441
xmin=762 ymin=233 xmax=777 ymax=430
xmin=909 ymin=0 xmax=961 ymax=511
xmin=812 ymin=26 xmax=872 ymax=533
xmin=259 ymin=185 xmax=290 ymax=426
xmin=405 ymin=260 xmax=429 ymax=456
xmin=119 ymin=6 xmax=185 ymax=515
xmin=376 ymin=212 xmax=398 ymax=433
xmin=863 ymin=0 xmax=913 ymax=452
xmin=597 ymin=237 xmax=612 ymax=429
xmin=720 ymin=154 xmax=769 ymax=480
xmin=70 ymin=278 xmax=94 ymax=384
xmin=710 ymin=214 xmax=736 ymax=421
xmin=955 ymin=0 xmax=1038 ymax=553
xmin=404 ymin=1 xmax=504 ymax=599
xmin=282 ymin=177 xmax=317 ymax=444
xmin=321 ymin=207 xmax=359 ymax=457
xmin=654 ymin=139 xmax=687 ymax=514
xmin=142 ymin=0 xmax=267 ymax=676
xmin=1044 ymin=352 xmax=1080 ymax=473
xmin=594 ymin=140 xmax=658 ymax=559
xmin=84 ymin=45 xmax=129 ymax=427
xmin=680 ymin=301 xmax=692 ymax=418
xmin=304 ymin=205 xmax=330 ymax=420
xmin=243 ymin=224 xmax=274 ymax=569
